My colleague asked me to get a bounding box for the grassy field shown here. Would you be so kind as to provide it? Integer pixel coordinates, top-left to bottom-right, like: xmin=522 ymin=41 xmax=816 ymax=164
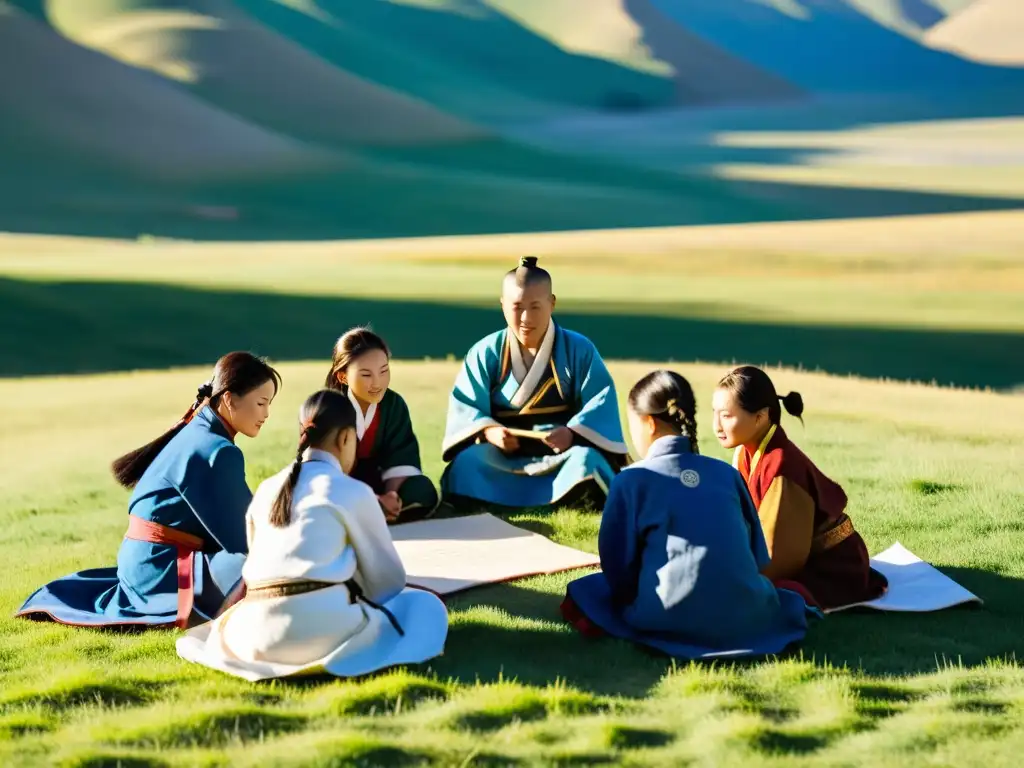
xmin=1 ymin=217 xmax=1023 ymax=765
xmin=2 ymin=211 xmax=1024 ymax=389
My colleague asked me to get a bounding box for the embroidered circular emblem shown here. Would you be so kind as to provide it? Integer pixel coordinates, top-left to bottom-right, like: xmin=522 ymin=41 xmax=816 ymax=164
xmin=680 ymin=469 xmax=700 ymax=488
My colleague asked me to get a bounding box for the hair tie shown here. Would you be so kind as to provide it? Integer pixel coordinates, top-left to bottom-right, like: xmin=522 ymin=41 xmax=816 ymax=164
xmin=301 ymin=419 xmax=316 ymax=433
xmin=665 ymin=398 xmax=678 ymax=417
xmin=196 ymin=381 xmax=214 ymax=401
xmin=519 ymin=256 xmax=538 ymax=269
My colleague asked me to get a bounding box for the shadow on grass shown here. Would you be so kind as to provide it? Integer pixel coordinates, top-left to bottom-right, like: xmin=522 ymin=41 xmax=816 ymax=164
xmin=2 ymin=278 xmax=1023 ymax=390
xmin=801 ymin=566 xmax=1024 ymax=676
xmin=435 ymin=582 xmax=670 ymax=698
xmin=429 ymin=563 xmax=1024 ymax=699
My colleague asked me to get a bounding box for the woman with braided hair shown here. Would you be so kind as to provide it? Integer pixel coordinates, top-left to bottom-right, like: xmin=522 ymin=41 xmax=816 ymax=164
xmin=177 ymin=389 xmax=448 ymax=681
xmin=562 ymin=370 xmax=816 ymax=660
xmin=713 ymin=365 xmax=887 ymax=610
xmin=17 ymin=351 xmax=280 ymax=629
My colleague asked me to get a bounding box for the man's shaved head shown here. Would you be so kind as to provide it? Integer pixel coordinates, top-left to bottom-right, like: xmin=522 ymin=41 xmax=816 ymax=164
xmin=502 ymin=256 xmax=552 ymax=295
xmin=500 ymin=256 xmax=556 ymax=349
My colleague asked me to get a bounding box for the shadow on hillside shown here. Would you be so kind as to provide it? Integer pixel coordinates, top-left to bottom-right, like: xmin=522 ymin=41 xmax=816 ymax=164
xmin=238 ymin=0 xmax=674 ymax=114
xmin=1 ymin=169 xmax=1023 ymax=242
xmin=2 ymin=277 xmax=1023 ymax=390
xmin=432 ymin=565 xmax=1022 ymax=698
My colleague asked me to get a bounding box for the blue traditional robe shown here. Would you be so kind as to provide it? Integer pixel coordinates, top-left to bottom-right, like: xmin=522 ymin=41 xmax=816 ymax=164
xmin=565 ymin=436 xmax=817 ymax=659
xmin=441 ymin=321 xmax=628 ymax=508
xmin=16 ymin=407 xmax=249 ymax=628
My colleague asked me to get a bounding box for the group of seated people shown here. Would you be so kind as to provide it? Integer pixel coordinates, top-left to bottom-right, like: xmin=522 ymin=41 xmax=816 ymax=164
xmin=16 ymin=257 xmax=888 ymax=679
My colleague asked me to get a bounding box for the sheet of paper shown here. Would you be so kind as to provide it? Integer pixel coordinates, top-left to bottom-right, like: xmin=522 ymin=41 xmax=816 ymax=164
xmin=390 ymin=513 xmax=600 ymax=595
xmin=825 ymin=542 xmax=982 ymax=613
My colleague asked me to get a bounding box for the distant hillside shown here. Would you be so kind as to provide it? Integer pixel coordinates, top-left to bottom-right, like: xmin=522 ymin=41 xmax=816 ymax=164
xmin=42 ymin=0 xmax=483 ymax=146
xmin=649 ymin=0 xmax=1021 ymax=93
xmin=0 ymin=3 xmax=336 ymax=181
xmin=0 ymin=0 xmax=1021 ymax=241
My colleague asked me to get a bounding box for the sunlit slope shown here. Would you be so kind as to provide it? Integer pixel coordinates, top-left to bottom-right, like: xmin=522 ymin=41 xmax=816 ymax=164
xmin=484 ymin=0 xmax=802 ymax=105
xmin=650 ymin=0 xmax=1022 ymax=93
xmin=322 ymin=0 xmax=679 ymax=112
xmin=41 ymin=0 xmax=483 ymax=146
xmin=926 ymin=0 xmax=1024 ymax=66
xmin=0 ymin=3 xmax=336 ymax=180
xmin=233 ymin=0 xmax=571 ymax=123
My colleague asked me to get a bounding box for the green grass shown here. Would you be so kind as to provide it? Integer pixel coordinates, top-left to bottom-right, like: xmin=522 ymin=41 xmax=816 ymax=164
xmin=1 ymin=360 xmax=1023 ymax=766
xmin=2 ymin=227 xmax=1023 ymax=765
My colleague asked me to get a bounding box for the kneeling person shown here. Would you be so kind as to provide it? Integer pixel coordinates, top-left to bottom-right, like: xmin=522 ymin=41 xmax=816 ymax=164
xmin=713 ymin=365 xmax=888 ymax=610
xmin=176 ymin=389 xmax=448 ymax=681
xmin=563 ymin=370 xmax=815 ymax=659
xmin=441 ymin=257 xmax=628 ymax=510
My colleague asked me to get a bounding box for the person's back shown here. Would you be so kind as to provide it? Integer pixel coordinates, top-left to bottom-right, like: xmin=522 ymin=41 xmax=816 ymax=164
xmin=119 ymin=408 xmax=249 ymax=602
xmin=618 ymin=447 xmax=799 ymax=647
xmin=177 ymin=389 xmax=449 ymax=681
xmin=242 ymin=450 xmax=410 ymax=601
xmin=563 ymin=370 xmax=815 ymax=660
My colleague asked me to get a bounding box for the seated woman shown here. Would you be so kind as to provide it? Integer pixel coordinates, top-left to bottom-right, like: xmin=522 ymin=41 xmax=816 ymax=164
xmin=562 ymin=370 xmax=815 ymax=659
xmin=441 ymin=257 xmax=628 ymax=510
xmin=176 ymin=389 xmax=448 ymax=681
xmin=712 ymin=365 xmax=888 ymax=610
xmin=16 ymin=352 xmax=281 ymax=629
xmin=325 ymin=327 xmax=438 ymax=524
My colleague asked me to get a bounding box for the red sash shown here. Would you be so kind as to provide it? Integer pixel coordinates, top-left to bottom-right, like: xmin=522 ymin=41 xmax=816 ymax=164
xmin=357 ymin=408 xmax=382 ymax=461
xmin=125 ymin=515 xmax=204 ymax=629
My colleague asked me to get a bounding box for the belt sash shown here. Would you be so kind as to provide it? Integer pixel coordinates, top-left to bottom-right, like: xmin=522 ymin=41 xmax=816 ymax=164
xmin=124 ymin=515 xmax=204 ymax=629
xmin=811 ymin=513 xmax=855 ymax=554
xmin=246 ymin=578 xmax=405 ymax=637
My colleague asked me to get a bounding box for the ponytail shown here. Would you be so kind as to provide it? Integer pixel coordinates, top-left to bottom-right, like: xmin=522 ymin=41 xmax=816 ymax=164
xmin=111 ymin=382 xmax=213 ymax=489
xmin=269 ymin=427 xmax=313 ymax=528
xmin=111 ymin=353 xmax=280 ymax=489
xmin=779 ymin=391 xmax=804 ymax=424
xmin=718 ymin=366 xmax=805 ymax=426
xmin=269 ymin=389 xmax=359 ymax=528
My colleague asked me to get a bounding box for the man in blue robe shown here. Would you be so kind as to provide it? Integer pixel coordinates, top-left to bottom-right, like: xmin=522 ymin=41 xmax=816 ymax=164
xmin=440 ymin=256 xmax=628 ymax=509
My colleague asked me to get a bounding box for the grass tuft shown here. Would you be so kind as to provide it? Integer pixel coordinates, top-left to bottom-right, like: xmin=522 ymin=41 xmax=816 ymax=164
xmin=319 ymin=671 xmax=452 ymax=717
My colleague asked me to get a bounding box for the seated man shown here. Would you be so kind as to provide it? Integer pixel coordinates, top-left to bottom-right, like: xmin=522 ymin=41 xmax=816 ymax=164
xmin=441 ymin=256 xmax=628 ymax=510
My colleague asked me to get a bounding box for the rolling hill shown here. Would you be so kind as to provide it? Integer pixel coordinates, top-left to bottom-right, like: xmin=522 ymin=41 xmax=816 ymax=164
xmin=42 ymin=0 xmax=484 ymax=146
xmin=1 ymin=0 xmax=1022 ymax=240
xmin=0 ymin=2 xmax=336 ymax=181
xmin=648 ymin=0 xmax=1020 ymax=93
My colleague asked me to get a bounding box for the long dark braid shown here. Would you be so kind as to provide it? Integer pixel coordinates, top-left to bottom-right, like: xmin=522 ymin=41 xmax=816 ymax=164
xmin=268 ymin=389 xmax=358 ymax=528
xmin=269 ymin=426 xmax=314 ymax=528
xmin=665 ymin=399 xmax=700 ymax=455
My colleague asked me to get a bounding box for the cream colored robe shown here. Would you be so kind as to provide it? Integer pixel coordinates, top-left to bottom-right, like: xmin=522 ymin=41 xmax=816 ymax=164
xmin=176 ymin=449 xmax=448 ymax=681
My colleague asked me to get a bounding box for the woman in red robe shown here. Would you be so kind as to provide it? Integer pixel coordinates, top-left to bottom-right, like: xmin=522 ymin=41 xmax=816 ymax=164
xmin=711 ymin=366 xmax=887 ymax=610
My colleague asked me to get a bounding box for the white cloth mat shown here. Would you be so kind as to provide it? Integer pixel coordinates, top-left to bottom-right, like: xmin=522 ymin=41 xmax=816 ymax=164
xmin=826 ymin=542 xmax=982 ymax=613
xmin=390 ymin=513 xmax=600 ymax=595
